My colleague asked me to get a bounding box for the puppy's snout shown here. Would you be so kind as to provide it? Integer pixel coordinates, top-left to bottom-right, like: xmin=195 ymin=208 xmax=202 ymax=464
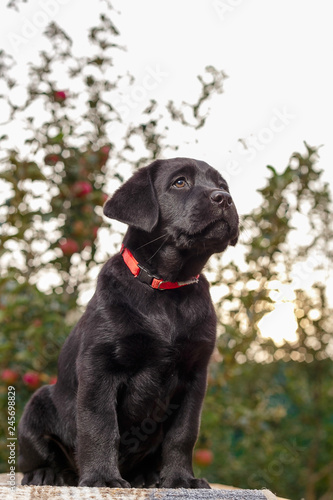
xmin=210 ymin=190 xmax=233 ymax=208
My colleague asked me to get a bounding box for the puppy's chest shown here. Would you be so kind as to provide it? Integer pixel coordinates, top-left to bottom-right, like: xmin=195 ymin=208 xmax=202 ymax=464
xmin=106 ymin=289 xmax=214 ymax=376
xmin=114 ymin=325 xmax=202 ymax=375
xmin=117 ymin=333 xmax=198 ymax=423
xmin=113 ymin=299 xmax=213 ymax=423
xmin=143 ymin=293 xmax=206 ymax=338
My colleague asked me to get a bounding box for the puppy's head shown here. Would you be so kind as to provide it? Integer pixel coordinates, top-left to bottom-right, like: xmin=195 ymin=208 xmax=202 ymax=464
xmin=104 ymin=158 xmax=239 ymax=254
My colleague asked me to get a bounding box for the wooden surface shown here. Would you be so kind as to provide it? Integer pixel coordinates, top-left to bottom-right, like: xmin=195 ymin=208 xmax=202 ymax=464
xmin=0 ymin=473 xmax=288 ymax=500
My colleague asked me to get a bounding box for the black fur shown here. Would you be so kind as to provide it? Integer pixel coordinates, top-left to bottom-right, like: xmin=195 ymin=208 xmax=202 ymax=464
xmin=18 ymin=157 xmax=239 ymax=489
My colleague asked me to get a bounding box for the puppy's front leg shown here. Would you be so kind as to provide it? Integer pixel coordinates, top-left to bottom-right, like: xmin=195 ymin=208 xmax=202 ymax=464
xmin=76 ymin=371 xmax=130 ymax=488
xmin=160 ymin=366 xmax=211 ymax=489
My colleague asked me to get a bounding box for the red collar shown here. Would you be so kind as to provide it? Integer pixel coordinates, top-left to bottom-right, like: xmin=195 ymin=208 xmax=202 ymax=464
xmin=120 ymin=245 xmax=199 ymax=290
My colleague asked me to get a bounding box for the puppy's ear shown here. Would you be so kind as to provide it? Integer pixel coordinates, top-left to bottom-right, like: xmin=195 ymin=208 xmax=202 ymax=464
xmin=103 ymin=165 xmax=159 ymax=232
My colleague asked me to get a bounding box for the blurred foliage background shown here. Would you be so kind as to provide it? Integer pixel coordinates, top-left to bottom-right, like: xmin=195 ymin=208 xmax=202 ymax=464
xmin=0 ymin=2 xmax=332 ymax=500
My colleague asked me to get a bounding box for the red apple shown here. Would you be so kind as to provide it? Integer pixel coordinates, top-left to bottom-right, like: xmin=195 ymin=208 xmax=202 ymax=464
xmin=1 ymin=369 xmax=19 ymax=384
xmin=59 ymin=238 xmax=79 ymax=256
xmin=100 ymin=145 xmax=111 ymax=155
xmin=99 ymin=145 xmax=111 ymax=165
xmin=54 ymin=90 xmax=66 ymax=102
xmin=72 ymin=181 xmax=93 ymax=198
xmin=193 ymin=449 xmax=214 ymax=467
xmin=49 ymin=376 xmax=57 ymax=385
xmin=22 ymin=372 xmax=40 ymax=389
xmin=44 ymin=154 xmax=60 ymax=166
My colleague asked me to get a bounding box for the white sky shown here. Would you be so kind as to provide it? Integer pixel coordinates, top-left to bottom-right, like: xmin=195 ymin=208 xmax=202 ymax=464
xmin=0 ymin=0 xmax=332 ymax=215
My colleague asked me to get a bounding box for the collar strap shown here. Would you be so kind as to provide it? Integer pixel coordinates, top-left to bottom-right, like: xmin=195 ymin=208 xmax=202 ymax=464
xmin=120 ymin=245 xmax=199 ymax=290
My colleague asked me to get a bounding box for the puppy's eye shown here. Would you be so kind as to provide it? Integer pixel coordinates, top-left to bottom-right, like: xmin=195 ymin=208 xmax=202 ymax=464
xmin=173 ymin=177 xmax=187 ymax=189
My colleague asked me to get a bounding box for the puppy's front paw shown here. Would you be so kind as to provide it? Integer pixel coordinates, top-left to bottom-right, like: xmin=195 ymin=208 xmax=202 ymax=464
xmin=160 ymin=471 xmax=211 ymax=489
xmin=22 ymin=467 xmax=65 ymax=486
xmin=79 ymin=476 xmax=131 ymax=488
xmin=189 ymin=477 xmax=211 ymax=489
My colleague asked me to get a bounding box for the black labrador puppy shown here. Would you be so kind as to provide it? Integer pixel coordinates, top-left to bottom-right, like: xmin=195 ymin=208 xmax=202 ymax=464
xmin=18 ymin=157 xmax=239 ymax=489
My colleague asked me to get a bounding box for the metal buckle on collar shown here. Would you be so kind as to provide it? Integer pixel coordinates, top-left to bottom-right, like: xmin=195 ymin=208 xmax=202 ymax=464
xmin=137 ymin=264 xmax=158 ymax=286
xmin=156 ymin=280 xmax=166 ymax=290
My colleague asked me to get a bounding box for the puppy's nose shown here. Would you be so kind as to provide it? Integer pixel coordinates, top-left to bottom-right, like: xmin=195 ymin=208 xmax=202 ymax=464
xmin=210 ymin=190 xmax=233 ymax=208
